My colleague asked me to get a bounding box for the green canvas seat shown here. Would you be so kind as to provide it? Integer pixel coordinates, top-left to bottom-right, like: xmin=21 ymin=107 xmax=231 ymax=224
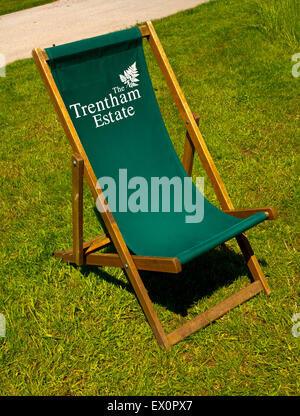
xmin=45 ymin=27 xmax=267 ymax=265
xmin=33 ymin=21 xmax=276 ymax=349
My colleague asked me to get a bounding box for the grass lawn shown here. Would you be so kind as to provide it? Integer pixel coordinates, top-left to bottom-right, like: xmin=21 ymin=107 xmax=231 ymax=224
xmin=0 ymin=0 xmax=299 ymax=395
xmin=0 ymin=0 xmax=57 ymax=16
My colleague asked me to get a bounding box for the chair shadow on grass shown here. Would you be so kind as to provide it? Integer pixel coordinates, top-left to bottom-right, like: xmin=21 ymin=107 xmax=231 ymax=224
xmin=80 ymin=242 xmax=268 ymax=318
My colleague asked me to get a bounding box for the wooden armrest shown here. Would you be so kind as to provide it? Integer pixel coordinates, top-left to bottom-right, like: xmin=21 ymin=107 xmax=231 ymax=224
xmin=223 ymin=206 xmax=277 ymax=220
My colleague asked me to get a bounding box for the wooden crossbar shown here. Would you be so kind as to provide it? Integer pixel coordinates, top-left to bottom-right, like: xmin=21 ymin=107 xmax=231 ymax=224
xmin=167 ymin=281 xmax=263 ymax=345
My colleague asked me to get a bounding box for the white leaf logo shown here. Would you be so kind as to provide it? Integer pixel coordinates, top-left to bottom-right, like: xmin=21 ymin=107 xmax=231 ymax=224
xmin=119 ymin=62 xmax=139 ymax=87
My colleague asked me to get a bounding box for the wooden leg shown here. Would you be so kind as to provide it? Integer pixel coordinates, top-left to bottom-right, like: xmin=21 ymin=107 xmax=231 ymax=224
xmin=236 ymin=233 xmax=271 ymax=295
xmin=72 ymin=153 xmax=84 ymax=266
xmin=125 ymin=263 xmax=171 ymax=350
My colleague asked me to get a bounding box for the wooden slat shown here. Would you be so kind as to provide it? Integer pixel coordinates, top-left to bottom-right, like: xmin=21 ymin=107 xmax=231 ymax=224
xmin=145 ymin=21 xmax=234 ymax=211
xmin=167 ymin=281 xmax=263 ymax=345
xmin=32 ymin=47 xmax=171 ymax=350
xmin=32 ymin=49 xmax=98 ymax=200
xmin=145 ymin=21 xmax=272 ymax=304
xmin=224 ymin=206 xmax=277 ymax=220
xmin=72 ymin=153 xmax=84 ymax=266
xmin=183 ymin=112 xmax=200 ymax=176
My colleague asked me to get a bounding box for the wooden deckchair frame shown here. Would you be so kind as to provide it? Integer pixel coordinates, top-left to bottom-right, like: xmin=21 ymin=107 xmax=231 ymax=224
xmin=32 ymin=21 xmax=276 ymax=350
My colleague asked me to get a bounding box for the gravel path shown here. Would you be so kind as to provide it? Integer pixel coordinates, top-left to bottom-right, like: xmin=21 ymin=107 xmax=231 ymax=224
xmin=0 ymin=0 xmax=209 ymax=64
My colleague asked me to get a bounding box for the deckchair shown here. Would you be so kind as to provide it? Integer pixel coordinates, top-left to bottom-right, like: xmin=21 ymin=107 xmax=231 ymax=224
xmin=32 ymin=21 xmax=277 ymax=350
